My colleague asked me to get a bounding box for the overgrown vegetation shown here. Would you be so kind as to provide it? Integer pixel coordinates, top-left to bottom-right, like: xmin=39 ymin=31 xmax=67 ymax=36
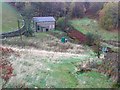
xmin=1 ymin=46 xmax=113 ymax=88
xmin=10 ymin=2 xmax=105 ymax=19
xmin=86 ymin=33 xmax=96 ymax=46
xmin=85 ymin=32 xmax=101 ymax=58
xmin=112 ymin=83 xmax=120 ymax=88
xmin=99 ymin=2 xmax=118 ymax=30
xmin=20 ymin=3 xmax=34 ymax=37
xmin=1 ymin=2 xmax=119 ymax=88
xmin=56 ymin=17 xmax=66 ymax=30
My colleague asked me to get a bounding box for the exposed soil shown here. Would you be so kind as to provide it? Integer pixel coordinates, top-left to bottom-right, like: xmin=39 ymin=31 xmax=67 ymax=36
xmin=63 ymin=25 xmax=87 ymax=44
xmin=67 ymin=30 xmax=87 ymax=43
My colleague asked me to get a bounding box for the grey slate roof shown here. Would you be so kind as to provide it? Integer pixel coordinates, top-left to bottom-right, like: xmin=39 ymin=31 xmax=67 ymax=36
xmin=33 ymin=17 xmax=55 ymax=22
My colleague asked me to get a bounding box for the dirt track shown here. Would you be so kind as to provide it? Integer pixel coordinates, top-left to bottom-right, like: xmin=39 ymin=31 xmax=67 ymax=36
xmin=1 ymin=46 xmax=87 ymax=60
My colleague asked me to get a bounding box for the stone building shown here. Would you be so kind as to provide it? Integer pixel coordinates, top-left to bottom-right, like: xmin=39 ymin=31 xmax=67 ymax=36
xmin=32 ymin=17 xmax=55 ymax=32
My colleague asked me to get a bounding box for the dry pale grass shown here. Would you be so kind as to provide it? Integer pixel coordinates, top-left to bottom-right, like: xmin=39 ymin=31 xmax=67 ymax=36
xmin=2 ymin=45 xmax=88 ymax=88
xmin=2 ymin=34 xmax=86 ymax=54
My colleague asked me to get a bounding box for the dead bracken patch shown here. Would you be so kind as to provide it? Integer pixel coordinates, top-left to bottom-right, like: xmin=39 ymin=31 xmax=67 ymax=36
xmin=0 ymin=46 xmax=20 ymax=88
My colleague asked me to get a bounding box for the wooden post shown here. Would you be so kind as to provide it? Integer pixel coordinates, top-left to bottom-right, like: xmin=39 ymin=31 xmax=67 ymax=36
xmin=17 ymin=20 xmax=23 ymax=42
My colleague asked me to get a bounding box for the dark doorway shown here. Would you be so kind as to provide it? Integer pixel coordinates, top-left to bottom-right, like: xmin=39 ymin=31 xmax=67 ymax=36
xmin=37 ymin=26 xmax=40 ymax=30
xmin=46 ymin=29 xmax=49 ymax=32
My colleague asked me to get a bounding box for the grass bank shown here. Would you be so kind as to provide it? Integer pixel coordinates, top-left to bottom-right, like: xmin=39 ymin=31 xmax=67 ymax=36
xmin=70 ymin=18 xmax=118 ymax=41
xmin=2 ymin=2 xmax=22 ymax=33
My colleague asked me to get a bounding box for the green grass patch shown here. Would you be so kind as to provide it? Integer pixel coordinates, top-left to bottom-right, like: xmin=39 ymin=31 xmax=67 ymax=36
xmin=2 ymin=29 xmax=114 ymax=88
xmin=34 ymin=32 xmax=50 ymax=39
xmin=2 ymin=2 xmax=22 ymax=33
xmin=4 ymin=51 xmax=114 ymax=88
xmin=48 ymin=63 xmax=78 ymax=88
xmin=24 ymin=71 xmax=48 ymax=88
xmin=70 ymin=18 xmax=118 ymax=41
xmin=47 ymin=57 xmax=112 ymax=88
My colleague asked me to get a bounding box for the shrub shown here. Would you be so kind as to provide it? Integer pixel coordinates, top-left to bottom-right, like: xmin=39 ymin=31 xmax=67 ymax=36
xmin=112 ymin=83 xmax=120 ymax=88
xmin=56 ymin=17 xmax=68 ymax=30
xmin=86 ymin=32 xmax=95 ymax=46
xmin=86 ymin=33 xmax=101 ymax=58
xmin=24 ymin=22 xmax=34 ymax=37
xmin=86 ymin=32 xmax=101 ymax=46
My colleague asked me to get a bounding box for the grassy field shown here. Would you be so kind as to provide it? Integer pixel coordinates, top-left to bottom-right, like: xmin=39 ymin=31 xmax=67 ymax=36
xmin=2 ymin=2 xmax=22 ymax=33
xmin=0 ymin=2 xmax=117 ymax=88
xmin=2 ymin=47 xmax=113 ymax=88
xmin=70 ymin=18 xmax=118 ymax=41
xmin=1 ymin=31 xmax=114 ymax=88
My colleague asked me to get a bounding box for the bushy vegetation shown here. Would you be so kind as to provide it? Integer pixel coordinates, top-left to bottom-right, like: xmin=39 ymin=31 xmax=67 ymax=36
xmin=99 ymin=2 xmax=118 ymax=30
xmin=87 ymin=2 xmax=104 ymax=16
xmin=11 ymin=2 xmax=105 ymax=19
xmin=112 ymin=83 xmax=120 ymax=88
xmin=56 ymin=17 xmax=66 ymax=30
xmin=86 ymin=33 xmax=95 ymax=46
xmin=86 ymin=33 xmax=101 ymax=58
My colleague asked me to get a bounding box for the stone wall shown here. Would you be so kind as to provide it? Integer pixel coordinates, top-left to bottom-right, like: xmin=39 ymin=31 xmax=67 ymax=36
xmin=0 ymin=25 xmax=25 ymax=39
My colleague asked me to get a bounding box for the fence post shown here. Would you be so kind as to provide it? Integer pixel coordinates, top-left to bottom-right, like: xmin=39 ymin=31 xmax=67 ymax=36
xmin=17 ymin=19 xmax=23 ymax=43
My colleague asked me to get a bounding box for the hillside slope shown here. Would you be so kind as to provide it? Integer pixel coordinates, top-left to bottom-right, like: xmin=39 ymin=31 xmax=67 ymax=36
xmin=2 ymin=2 xmax=22 ymax=33
xmin=70 ymin=18 xmax=118 ymax=41
xmin=1 ymin=45 xmax=113 ymax=88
